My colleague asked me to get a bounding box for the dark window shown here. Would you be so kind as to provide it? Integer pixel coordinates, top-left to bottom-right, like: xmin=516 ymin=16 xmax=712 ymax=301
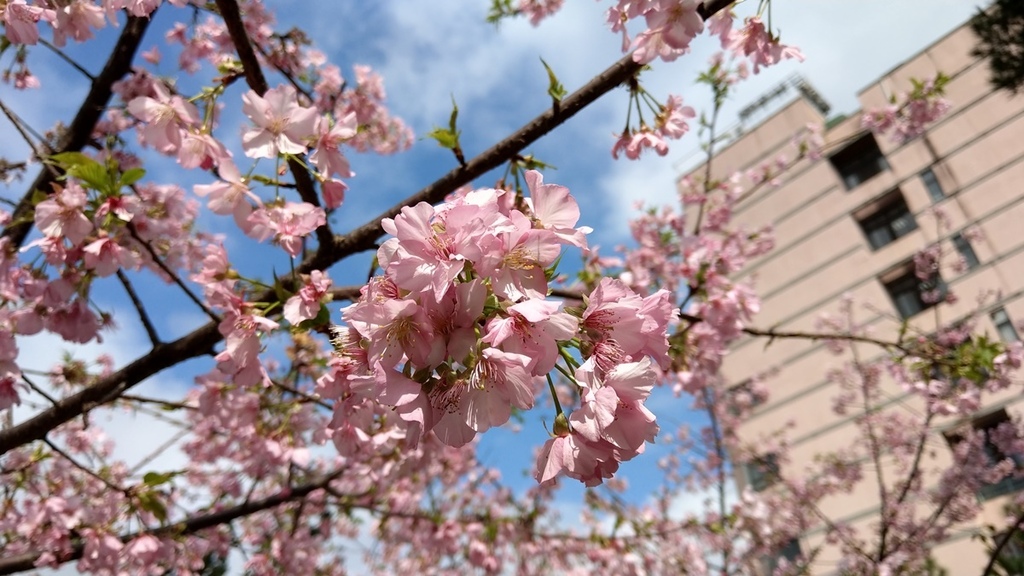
xmin=965 ymin=410 xmax=1024 ymax=501
xmin=992 ymin=308 xmax=1020 ymax=343
xmin=745 ymin=453 xmax=779 ymax=492
xmin=883 ymin=269 xmax=947 ymax=319
xmin=763 ymin=538 xmax=802 ymax=575
xmin=921 ymin=168 xmax=945 ymax=203
xmin=952 ymin=233 xmax=980 ymax=270
xmin=857 ymin=191 xmax=917 ymax=250
xmin=829 ymin=133 xmax=889 ymax=190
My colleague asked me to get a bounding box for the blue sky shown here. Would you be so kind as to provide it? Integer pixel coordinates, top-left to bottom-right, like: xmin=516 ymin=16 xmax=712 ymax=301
xmin=0 ymin=0 xmax=990 ymax=533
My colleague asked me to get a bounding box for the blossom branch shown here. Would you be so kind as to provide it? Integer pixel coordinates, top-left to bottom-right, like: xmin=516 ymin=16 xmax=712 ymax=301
xmin=212 ymin=0 xmax=333 ymax=248
xmin=0 ymin=14 xmax=152 ymax=249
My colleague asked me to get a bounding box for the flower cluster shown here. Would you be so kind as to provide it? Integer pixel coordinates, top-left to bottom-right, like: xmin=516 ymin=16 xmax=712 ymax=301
xmin=862 ymin=73 xmax=952 ymax=143
xmin=325 ymin=171 xmax=673 ymax=485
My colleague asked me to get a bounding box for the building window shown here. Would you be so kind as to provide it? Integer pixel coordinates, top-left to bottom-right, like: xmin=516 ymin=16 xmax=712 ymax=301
xmin=762 ymin=538 xmax=802 ymax=575
xmin=883 ymin=268 xmax=946 ymax=319
xmin=952 ymin=232 xmax=980 ymax=270
xmin=745 ymin=453 xmax=780 ymax=492
xmin=921 ymin=167 xmax=945 ymax=203
xmin=857 ymin=191 xmax=917 ymax=250
xmin=829 ymin=132 xmax=889 ymax=190
xmin=946 ymin=409 xmax=1024 ymax=501
xmin=992 ymin=308 xmax=1020 ymax=343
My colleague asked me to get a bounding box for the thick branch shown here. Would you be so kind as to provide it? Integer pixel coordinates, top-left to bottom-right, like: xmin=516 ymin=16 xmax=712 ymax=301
xmin=0 ymin=14 xmax=152 ymax=249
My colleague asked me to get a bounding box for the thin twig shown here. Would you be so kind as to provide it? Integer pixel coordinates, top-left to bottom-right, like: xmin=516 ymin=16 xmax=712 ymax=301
xmin=127 ymin=223 xmax=220 ymax=324
xmin=0 ymin=99 xmax=60 ymax=177
xmin=117 ymin=269 xmax=161 ymax=346
xmin=39 ymin=38 xmax=96 ymax=81
xmin=43 ymin=437 xmax=127 ymax=495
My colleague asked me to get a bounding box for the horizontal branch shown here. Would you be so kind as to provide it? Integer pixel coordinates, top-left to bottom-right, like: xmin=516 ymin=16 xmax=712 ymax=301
xmin=0 ymin=468 xmax=344 ymax=575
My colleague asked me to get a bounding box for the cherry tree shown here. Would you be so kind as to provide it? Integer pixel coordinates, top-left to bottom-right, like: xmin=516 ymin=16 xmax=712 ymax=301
xmin=0 ymin=0 xmax=1021 ymax=574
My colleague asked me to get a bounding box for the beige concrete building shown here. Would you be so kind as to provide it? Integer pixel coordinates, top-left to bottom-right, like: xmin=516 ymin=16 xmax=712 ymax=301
xmin=683 ymin=20 xmax=1024 ymax=575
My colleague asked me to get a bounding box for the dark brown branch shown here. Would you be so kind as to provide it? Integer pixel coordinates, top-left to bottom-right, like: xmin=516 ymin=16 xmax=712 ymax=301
xmin=117 ymin=270 xmax=161 ymax=346
xmin=982 ymin=507 xmax=1024 ymax=576
xmin=0 ymin=321 xmax=221 ymax=455
xmin=0 ymin=468 xmax=344 ymax=575
xmin=0 ymin=14 xmax=152 ymax=249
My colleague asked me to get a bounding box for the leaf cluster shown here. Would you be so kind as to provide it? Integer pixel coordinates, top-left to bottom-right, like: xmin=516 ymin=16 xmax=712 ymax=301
xmin=971 ymin=0 xmax=1024 ymax=94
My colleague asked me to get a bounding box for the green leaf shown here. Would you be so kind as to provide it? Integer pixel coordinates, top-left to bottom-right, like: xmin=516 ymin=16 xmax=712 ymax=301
xmin=540 ymin=58 xmax=567 ymax=102
xmin=137 ymin=490 xmax=168 ymax=523
xmin=426 ymin=127 xmax=459 ymax=150
xmin=426 ymin=96 xmax=464 ymax=164
xmin=50 ymin=152 xmax=94 ymax=168
xmin=297 ymin=304 xmax=331 ymax=330
xmin=119 ymin=167 xmax=146 ymax=187
xmin=73 ymin=162 xmax=113 ymax=192
xmin=143 ymin=471 xmax=177 ymax=487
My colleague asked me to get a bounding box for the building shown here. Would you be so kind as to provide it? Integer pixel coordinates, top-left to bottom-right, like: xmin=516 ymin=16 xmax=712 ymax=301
xmin=682 ymin=19 xmax=1024 ymax=575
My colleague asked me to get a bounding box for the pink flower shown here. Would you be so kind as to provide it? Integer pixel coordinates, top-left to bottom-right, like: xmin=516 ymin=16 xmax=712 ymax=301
xmin=310 ymin=112 xmax=357 ymax=178
xmin=378 ymin=202 xmax=499 ymax=301
xmin=483 ymin=299 xmax=578 ymax=376
xmin=523 ymin=170 xmax=591 ymax=249
xmin=34 ymin=183 xmax=93 ymax=246
xmin=194 ymin=160 xmax=261 ymax=224
xmin=82 ymin=236 xmax=138 ymax=277
xmin=728 ymin=16 xmax=804 ymax=74
xmin=127 ymin=82 xmax=201 ymax=154
xmin=177 ymin=132 xmax=229 ymax=170
xmin=51 ymin=0 xmax=105 ymax=47
xmin=321 ymin=178 xmax=347 ymax=210
xmin=535 ymin=428 xmax=620 ymax=487
xmin=3 ymin=0 xmax=53 ymax=45
xmin=246 ymin=202 xmax=326 ymax=257
xmin=657 ymin=94 xmax=696 ymax=139
xmin=241 ymin=85 xmax=319 ymax=158
xmin=460 ymin=348 xmax=534 ymax=433
xmin=482 ymin=211 xmax=561 ymax=302
xmin=643 ymin=0 xmax=703 ymax=51
xmin=0 ymin=374 xmax=25 ymax=411
xmin=283 ymin=271 xmax=332 ymax=325
xmin=344 ymin=294 xmax=445 ymax=371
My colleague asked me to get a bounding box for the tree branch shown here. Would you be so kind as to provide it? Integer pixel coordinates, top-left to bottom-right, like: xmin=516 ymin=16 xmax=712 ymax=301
xmin=0 ymin=468 xmax=345 ymax=575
